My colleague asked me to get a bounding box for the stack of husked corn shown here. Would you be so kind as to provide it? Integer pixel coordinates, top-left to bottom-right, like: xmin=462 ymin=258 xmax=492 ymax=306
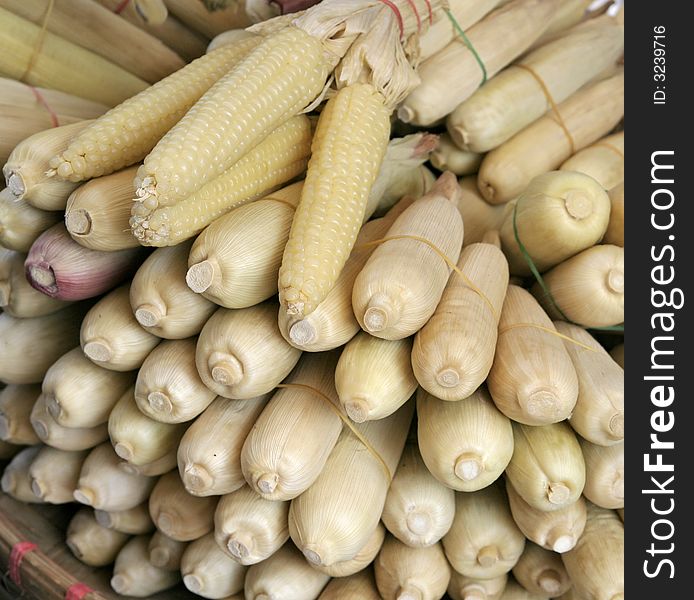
xmin=0 ymin=0 xmax=624 ymax=598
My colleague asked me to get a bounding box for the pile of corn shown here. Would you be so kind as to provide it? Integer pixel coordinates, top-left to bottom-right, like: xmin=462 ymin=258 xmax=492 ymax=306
xmin=0 ymin=0 xmax=624 ymax=598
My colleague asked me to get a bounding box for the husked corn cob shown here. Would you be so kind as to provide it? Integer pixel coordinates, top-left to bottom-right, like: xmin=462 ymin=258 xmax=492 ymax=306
xmin=134 ymin=26 xmax=331 ymax=207
xmin=279 ymin=83 xmax=391 ymax=317
xmin=131 ymin=115 xmax=312 ymax=246
xmin=49 ymin=36 xmax=262 ymax=182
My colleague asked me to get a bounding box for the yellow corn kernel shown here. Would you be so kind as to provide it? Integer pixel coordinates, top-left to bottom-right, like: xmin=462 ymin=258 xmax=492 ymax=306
xmin=48 ymin=36 xmax=263 ymax=183
xmin=131 ymin=115 xmax=312 ymax=247
xmin=279 ymin=83 xmax=391 ymax=318
xmin=135 ymin=25 xmax=331 ymax=207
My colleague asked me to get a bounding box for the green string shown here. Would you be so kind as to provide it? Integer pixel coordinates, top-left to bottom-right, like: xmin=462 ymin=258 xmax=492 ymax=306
xmin=512 ymin=202 xmax=625 ymax=334
xmin=445 ymin=9 xmax=487 ymax=86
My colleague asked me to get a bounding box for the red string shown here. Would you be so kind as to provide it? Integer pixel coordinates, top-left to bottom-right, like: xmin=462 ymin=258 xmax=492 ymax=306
xmin=113 ymin=0 xmax=131 ymax=14
xmin=65 ymin=582 xmax=95 ymax=600
xmin=404 ymin=0 xmax=421 ymax=32
xmin=9 ymin=541 xmax=37 ymax=586
xmin=423 ymin=0 xmax=433 ymax=25
xmin=378 ymin=0 xmax=404 ymax=38
xmin=27 ymin=85 xmax=59 ymax=128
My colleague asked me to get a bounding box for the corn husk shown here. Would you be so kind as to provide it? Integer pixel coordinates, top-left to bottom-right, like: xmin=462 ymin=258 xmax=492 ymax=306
xmin=0 ymin=8 xmax=148 ymax=106
xmin=197 ymin=302 xmax=302 ymax=399
xmin=448 ymin=572 xmax=508 ymax=600
xmin=487 ymin=286 xmax=578 ymax=424
xmin=66 ymin=508 xmax=130 ymax=567
xmin=279 ymin=196 xmax=416 ymax=352
xmin=506 ymin=421 xmax=585 ymax=511
xmin=187 ymin=182 xmax=303 ymax=309
xmin=603 ymin=183 xmax=624 ymax=247
xmin=456 ymin=179 xmax=514 ymax=246
xmin=417 ymin=386 xmax=514 ymax=492
xmin=0 ymin=384 xmax=41 ymax=445
xmin=561 ymin=504 xmax=624 ymax=600
xmin=314 ymin=522 xmax=386 ymax=578
xmin=181 ymin=532 xmax=247 ymax=599
xmin=382 ymin=441 xmax=455 ymax=547
xmin=506 ymin=481 xmax=586 ymax=554
xmin=374 ymin=165 xmax=436 ymax=217
xmin=289 ymin=400 xmax=413 ymax=567
xmin=109 ymin=387 xmax=187 ymax=466
xmin=318 ymin=568 xmax=381 ymax=599
xmin=336 ymin=332 xmax=417 ymax=422
xmin=512 ymin=542 xmax=571 ymax=598
xmin=64 ymin=167 xmax=141 ymax=251
xmin=243 ymin=542 xmax=330 ymax=600
xmin=0 ymin=247 xmax=69 ymax=318
xmin=499 ymin=171 xmax=611 ymax=274
xmin=534 ymin=245 xmax=623 ymax=327
xmin=149 ymin=471 xmax=217 ymax=542
xmin=135 ymin=338 xmax=216 ymax=423
xmin=553 ymin=322 xmax=624 ymax=446
xmin=478 ymin=70 xmax=624 ymax=204
xmin=81 ymin=284 xmax=161 ymax=372
xmin=27 ymin=445 xmax=87 ymax=503
xmin=179 ymin=394 xmax=269 ymax=497
xmin=30 ymin=392 xmax=109 ymax=451
xmin=130 ymin=240 xmax=217 ymax=339
xmin=579 ymin=438 xmax=623 ymax=509
xmin=447 ymin=18 xmax=623 ymax=153
xmin=42 ymin=347 xmax=135 ymax=428
xmin=413 ymin=236 xmax=509 ymax=400
xmin=0 ymin=303 xmax=85 ymax=384
xmin=149 ymin=530 xmax=187 ymax=571
xmin=609 ymin=343 xmax=624 ymax=368
xmin=0 ymin=187 xmax=62 ymax=253
xmin=111 ymin=535 xmax=181 ymax=597
xmin=352 ymin=172 xmax=464 ymax=340
xmin=560 ymin=131 xmax=624 ymax=191
xmin=430 ymin=134 xmax=483 ymax=176
xmin=95 ymin=502 xmax=155 ymax=535
xmin=120 ymin=449 xmax=178 ymax=477
xmin=3 ymin=121 xmax=91 ymax=209
xmin=375 ymin=535 xmax=451 ymax=600
xmin=241 ymin=351 xmax=341 ymax=500
xmin=1 ymin=445 xmax=43 ymax=503
xmin=400 ymin=0 xmax=575 ymax=126
xmin=164 ymin=0 xmax=251 ymax=37
xmin=500 ymin=580 xmax=549 ymax=600
xmin=74 ymin=442 xmax=155 ymax=511
xmin=214 ymin=485 xmax=289 ymax=566
xmin=443 ymin=483 xmax=525 ymax=579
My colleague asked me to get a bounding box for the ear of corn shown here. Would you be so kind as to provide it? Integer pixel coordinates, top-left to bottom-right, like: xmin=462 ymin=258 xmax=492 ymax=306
xmin=42 ymin=347 xmax=135 ymax=428
xmin=66 ymin=508 xmax=130 ymax=567
xmin=164 ymin=0 xmax=251 ymax=37
xmin=95 ymin=502 xmax=155 ymax=535
xmin=512 ymin=541 xmax=571 ymax=598
xmin=554 ymin=322 xmax=624 ymax=446
xmin=148 ymin=531 xmax=187 ymax=571
xmin=213 ymin=485 xmax=289 ymax=566
xmin=447 ymin=571 xmax=508 ymax=600
xmin=196 ymin=302 xmax=302 ymax=400
xmin=417 ymin=386 xmax=514 ymax=492
xmin=74 ymin=442 xmax=155 ymax=511
xmin=456 ymin=178 xmax=514 ymax=247
xmin=80 ymin=284 xmax=161 ymax=372
xmin=374 ymin=536 xmax=451 ymax=600
xmin=134 ymin=25 xmax=331 ymax=207
xmin=1 ymin=445 xmax=43 ymax=503
xmin=110 ymin=535 xmax=181 ymax=597
xmin=318 ymin=568 xmax=381 ymax=600
xmin=442 ymin=483 xmax=526 ymax=579
xmin=381 ymin=442 xmax=456 ymax=548
xmin=579 ymin=438 xmax=624 ymax=510
xmin=178 ymin=395 xmax=269 ymax=497
xmin=0 ymin=384 xmax=41 ymax=445
xmin=430 ymin=133 xmax=484 ymax=176
xmin=148 ymin=471 xmax=217 ymax=542
xmin=335 ymin=332 xmax=417 ymax=423
xmin=180 ymin=532 xmax=247 ymax=598
xmin=132 ymin=115 xmax=312 ymax=246
xmin=534 ymin=245 xmax=624 ymax=327
xmin=487 ymin=285 xmax=578 ymax=425
xmin=412 ymin=238 xmax=509 ymax=401
xmin=352 ymin=172 xmax=464 ymax=340
xmin=27 ymin=446 xmax=87 ymax=504
xmin=279 ymin=83 xmax=391 ymax=318
xmin=604 ymin=182 xmax=624 ymax=247
xmin=119 ymin=450 xmax=177 ymax=477
xmin=560 ymin=130 xmax=624 ymax=190
xmin=49 ymin=36 xmax=262 ymax=182
xmin=0 ymin=187 xmax=62 ymax=253
xmin=313 ymin=523 xmax=386 ymax=578
xmin=241 ymin=351 xmax=341 ymax=501
xmin=187 ymin=181 xmax=303 ymax=308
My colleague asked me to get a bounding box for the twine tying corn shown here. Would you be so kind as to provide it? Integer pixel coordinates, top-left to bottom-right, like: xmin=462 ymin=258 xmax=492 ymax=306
xmin=276 ymin=383 xmax=393 ymax=482
xmin=27 ymin=85 xmax=58 ymax=127
xmin=445 ymin=9 xmax=487 ymax=86
xmin=19 ymin=0 xmax=55 ymax=83
xmin=591 ymin=141 xmax=625 ymax=160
